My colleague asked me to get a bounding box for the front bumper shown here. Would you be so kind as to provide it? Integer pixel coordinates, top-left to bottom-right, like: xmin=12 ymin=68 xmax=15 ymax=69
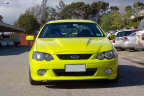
xmin=29 ymin=58 xmax=118 ymax=81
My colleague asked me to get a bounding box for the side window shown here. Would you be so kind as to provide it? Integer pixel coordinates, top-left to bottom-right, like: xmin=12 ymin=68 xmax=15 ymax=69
xmin=130 ymin=33 xmax=136 ymax=36
xmin=117 ymin=32 xmax=124 ymax=37
xmin=125 ymin=31 xmax=132 ymax=36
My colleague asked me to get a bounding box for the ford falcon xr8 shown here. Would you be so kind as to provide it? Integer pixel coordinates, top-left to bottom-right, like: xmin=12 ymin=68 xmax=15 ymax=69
xmin=26 ymin=20 xmax=118 ymax=85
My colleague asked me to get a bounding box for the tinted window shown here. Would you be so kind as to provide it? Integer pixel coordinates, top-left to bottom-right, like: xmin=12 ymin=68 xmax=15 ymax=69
xmin=117 ymin=32 xmax=124 ymax=37
xmin=129 ymin=32 xmax=136 ymax=36
xmin=39 ymin=23 xmax=104 ymax=38
xmin=117 ymin=30 xmax=136 ymax=37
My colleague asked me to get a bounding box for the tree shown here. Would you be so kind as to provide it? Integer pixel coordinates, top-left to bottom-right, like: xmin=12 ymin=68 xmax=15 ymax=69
xmin=56 ymin=0 xmax=66 ymax=11
xmin=133 ymin=2 xmax=144 ymax=17
xmin=26 ymin=5 xmax=41 ymax=21
xmin=100 ymin=13 xmax=113 ymax=32
xmin=124 ymin=6 xmax=133 ymax=27
xmin=40 ymin=6 xmax=58 ymax=25
xmin=125 ymin=6 xmax=132 ymax=12
xmin=100 ymin=12 xmax=124 ymax=32
xmin=59 ymin=2 xmax=90 ymax=19
xmin=15 ymin=13 xmax=40 ymax=34
xmin=133 ymin=2 xmax=144 ymax=10
xmin=26 ymin=1 xmax=58 ymax=26
xmin=59 ymin=1 xmax=110 ymax=21
xmin=110 ymin=6 xmax=119 ymax=12
xmin=90 ymin=1 xmax=109 ymax=21
xmin=110 ymin=12 xmax=124 ymax=30
xmin=124 ymin=4 xmax=141 ymax=27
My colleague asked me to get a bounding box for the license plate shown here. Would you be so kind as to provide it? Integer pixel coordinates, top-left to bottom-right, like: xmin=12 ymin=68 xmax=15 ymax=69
xmin=65 ymin=64 xmax=86 ymax=72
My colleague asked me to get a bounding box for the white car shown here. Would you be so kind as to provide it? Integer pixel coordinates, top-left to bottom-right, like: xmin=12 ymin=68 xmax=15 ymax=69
xmin=121 ymin=30 xmax=144 ymax=50
xmin=112 ymin=30 xmax=137 ymax=50
xmin=135 ymin=30 xmax=144 ymax=50
xmin=122 ymin=32 xmax=137 ymax=50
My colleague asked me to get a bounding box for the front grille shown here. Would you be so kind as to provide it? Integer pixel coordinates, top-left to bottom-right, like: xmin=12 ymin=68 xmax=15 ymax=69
xmin=53 ymin=69 xmax=97 ymax=76
xmin=57 ymin=54 xmax=91 ymax=60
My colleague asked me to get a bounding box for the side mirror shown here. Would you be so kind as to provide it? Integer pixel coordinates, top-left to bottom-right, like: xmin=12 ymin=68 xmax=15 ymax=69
xmin=26 ymin=35 xmax=34 ymax=41
xmin=108 ymin=34 xmax=116 ymax=40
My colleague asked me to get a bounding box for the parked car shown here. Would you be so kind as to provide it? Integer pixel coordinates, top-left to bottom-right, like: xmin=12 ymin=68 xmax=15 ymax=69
xmin=26 ymin=20 xmax=118 ymax=85
xmin=0 ymin=32 xmax=20 ymax=47
xmin=112 ymin=30 xmax=137 ymax=50
xmin=119 ymin=29 xmax=144 ymax=50
xmin=7 ymin=40 xmax=15 ymax=46
xmin=122 ymin=32 xmax=137 ymax=50
xmin=135 ymin=30 xmax=144 ymax=50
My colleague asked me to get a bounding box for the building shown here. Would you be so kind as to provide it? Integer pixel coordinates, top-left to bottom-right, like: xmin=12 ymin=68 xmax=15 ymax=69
xmin=0 ymin=22 xmax=24 ymax=32
xmin=0 ymin=22 xmax=26 ymax=46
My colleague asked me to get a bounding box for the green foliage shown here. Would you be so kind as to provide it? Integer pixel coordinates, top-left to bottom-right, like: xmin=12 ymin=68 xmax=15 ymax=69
xmin=133 ymin=2 xmax=144 ymax=17
xmin=90 ymin=1 xmax=109 ymax=15
xmin=110 ymin=6 xmax=119 ymax=12
xmin=110 ymin=12 xmax=124 ymax=30
xmin=125 ymin=6 xmax=132 ymax=12
xmin=133 ymin=2 xmax=144 ymax=9
xmin=124 ymin=2 xmax=144 ymax=27
xmin=15 ymin=13 xmax=40 ymax=34
xmin=59 ymin=1 xmax=109 ymax=20
xmin=100 ymin=14 xmax=112 ymax=32
xmin=59 ymin=2 xmax=88 ymax=19
xmin=15 ymin=1 xmax=144 ymax=32
xmin=100 ymin=12 xmax=124 ymax=32
xmin=124 ymin=6 xmax=134 ymax=27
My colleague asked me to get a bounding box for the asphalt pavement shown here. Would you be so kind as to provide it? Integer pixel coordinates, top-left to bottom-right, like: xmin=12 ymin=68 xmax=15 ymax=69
xmin=119 ymin=51 xmax=144 ymax=65
xmin=0 ymin=47 xmax=144 ymax=96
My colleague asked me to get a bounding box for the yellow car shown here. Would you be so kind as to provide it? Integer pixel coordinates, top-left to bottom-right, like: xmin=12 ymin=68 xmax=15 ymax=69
xmin=26 ymin=20 xmax=118 ymax=85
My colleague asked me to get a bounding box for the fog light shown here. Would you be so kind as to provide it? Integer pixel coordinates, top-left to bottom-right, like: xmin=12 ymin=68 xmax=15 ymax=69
xmin=105 ymin=68 xmax=112 ymax=75
xmin=38 ymin=69 xmax=46 ymax=76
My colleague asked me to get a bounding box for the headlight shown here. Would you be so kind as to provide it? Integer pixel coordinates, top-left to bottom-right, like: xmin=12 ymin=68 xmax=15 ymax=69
xmin=97 ymin=52 xmax=105 ymax=60
xmin=97 ymin=50 xmax=116 ymax=60
xmin=32 ymin=52 xmax=53 ymax=61
xmin=104 ymin=51 xmax=115 ymax=59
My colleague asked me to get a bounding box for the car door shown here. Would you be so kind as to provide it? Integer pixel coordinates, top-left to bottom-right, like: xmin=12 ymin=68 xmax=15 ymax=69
xmin=115 ymin=32 xmax=125 ymax=48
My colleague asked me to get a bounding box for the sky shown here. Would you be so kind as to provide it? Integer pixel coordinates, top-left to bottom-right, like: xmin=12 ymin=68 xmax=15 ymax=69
xmin=0 ymin=0 xmax=144 ymax=24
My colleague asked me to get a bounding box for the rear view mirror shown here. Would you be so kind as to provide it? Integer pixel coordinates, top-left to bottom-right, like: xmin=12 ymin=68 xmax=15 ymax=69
xmin=26 ymin=35 xmax=34 ymax=41
xmin=108 ymin=34 xmax=116 ymax=40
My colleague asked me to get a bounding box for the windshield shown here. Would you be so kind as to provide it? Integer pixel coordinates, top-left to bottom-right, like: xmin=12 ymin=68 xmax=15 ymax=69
xmin=116 ymin=30 xmax=136 ymax=37
xmin=39 ymin=23 xmax=104 ymax=38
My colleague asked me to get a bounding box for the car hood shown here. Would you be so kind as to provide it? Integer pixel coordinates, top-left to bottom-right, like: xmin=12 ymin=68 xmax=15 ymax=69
xmin=34 ymin=37 xmax=112 ymax=54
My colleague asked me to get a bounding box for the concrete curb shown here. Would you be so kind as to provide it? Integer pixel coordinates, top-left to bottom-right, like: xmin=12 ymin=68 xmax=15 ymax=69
xmin=119 ymin=55 xmax=144 ymax=65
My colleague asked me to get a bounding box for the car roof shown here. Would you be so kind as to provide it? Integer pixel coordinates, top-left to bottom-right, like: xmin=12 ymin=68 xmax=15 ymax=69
xmin=47 ymin=19 xmax=96 ymax=24
xmin=115 ymin=30 xmax=137 ymax=34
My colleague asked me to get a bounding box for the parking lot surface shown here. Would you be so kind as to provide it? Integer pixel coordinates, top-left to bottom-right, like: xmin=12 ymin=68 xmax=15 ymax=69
xmin=0 ymin=47 xmax=144 ymax=96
